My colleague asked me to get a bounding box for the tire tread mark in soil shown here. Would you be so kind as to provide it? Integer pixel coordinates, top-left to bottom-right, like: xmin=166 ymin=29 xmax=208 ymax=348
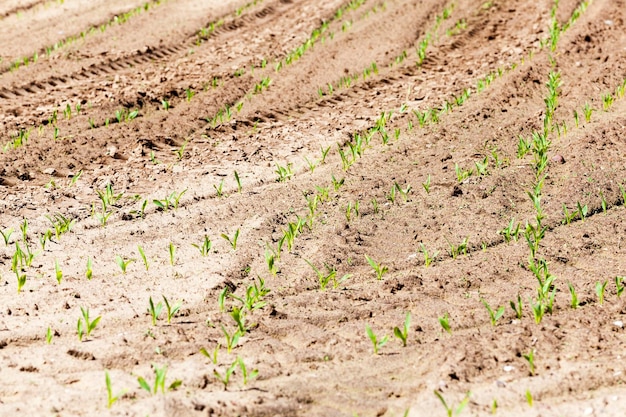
xmin=0 ymin=0 xmax=167 ymax=77
xmin=0 ymin=3 xmax=285 ymax=102
xmin=0 ymin=0 xmax=49 ymax=20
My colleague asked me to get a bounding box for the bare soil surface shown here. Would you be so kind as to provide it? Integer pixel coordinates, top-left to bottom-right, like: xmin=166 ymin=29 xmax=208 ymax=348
xmin=1 ymin=0 xmax=626 ymax=416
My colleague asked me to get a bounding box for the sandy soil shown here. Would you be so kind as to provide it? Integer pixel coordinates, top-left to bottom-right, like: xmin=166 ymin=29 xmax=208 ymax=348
xmin=1 ymin=0 xmax=626 ymax=415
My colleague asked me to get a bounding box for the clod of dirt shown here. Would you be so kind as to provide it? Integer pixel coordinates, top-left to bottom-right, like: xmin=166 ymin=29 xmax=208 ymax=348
xmin=67 ymin=349 xmax=96 ymax=361
xmin=552 ymin=154 xmax=566 ymax=164
xmin=452 ymin=185 xmax=463 ymax=196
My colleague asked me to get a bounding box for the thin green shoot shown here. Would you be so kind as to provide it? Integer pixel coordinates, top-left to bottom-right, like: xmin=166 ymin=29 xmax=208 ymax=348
xmin=77 ymin=307 xmax=101 ymax=342
xmin=568 ymin=282 xmax=579 ymax=309
xmin=214 ymin=359 xmax=238 ymax=390
xmin=168 ymin=242 xmax=176 ymax=266
xmin=422 ymin=175 xmax=431 ymax=194
xmin=365 ymin=254 xmax=388 ymax=280
xmin=434 ymin=390 xmax=471 ymax=417
xmin=616 ymin=276 xmax=625 ymax=298
xmin=199 ymin=344 xmax=220 ymax=365
xmin=86 ymin=257 xmax=93 ymax=280
xmin=163 ymin=295 xmax=181 ymax=324
xmin=365 ymin=325 xmax=388 ymax=355
xmin=221 ymin=229 xmax=240 ymax=250
xmin=221 ymin=324 xmax=240 ymax=353
xmin=596 ymin=280 xmax=608 ymax=305
xmin=115 ymin=255 xmax=134 ymax=274
xmin=481 ymin=299 xmax=505 ymax=326
xmin=54 ymin=258 xmax=63 ymax=284
xmin=234 ymin=171 xmax=242 ymax=193
xmin=237 ymin=357 xmax=259 ymax=386
xmin=192 ymin=235 xmax=212 ymax=256
xmin=138 ymin=245 xmax=149 ymax=270
xmin=137 ymin=364 xmax=181 ymax=395
xmin=105 ymin=371 xmax=125 ymax=408
xmin=148 ymin=296 xmax=163 ymax=326
xmin=439 ymin=312 xmax=452 ymax=334
xmin=393 ymin=312 xmax=411 ymax=347
xmin=523 ymin=349 xmax=535 ymax=375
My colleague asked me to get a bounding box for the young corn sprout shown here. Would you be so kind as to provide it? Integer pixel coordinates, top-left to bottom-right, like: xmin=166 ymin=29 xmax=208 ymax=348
xmin=77 ymin=307 xmax=101 ymax=342
xmin=365 ymin=325 xmax=388 ymax=355
xmin=137 ymin=364 xmax=181 ymax=395
xmin=365 ymin=255 xmax=388 ymax=280
xmin=481 ymin=299 xmax=505 ymax=326
xmin=393 ymin=312 xmax=411 ymax=347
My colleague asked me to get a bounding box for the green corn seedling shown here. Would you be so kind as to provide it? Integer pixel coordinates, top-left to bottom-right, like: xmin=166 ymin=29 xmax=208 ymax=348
xmin=481 ymin=299 xmax=505 ymax=326
xmin=365 ymin=255 xmax=388 ymax=280
xmin=567 ymin=282 xmax=579 ymax=309
xmin=275 ymin=163 xmax=294 ymax=182
xmin=213 ymin=179 xmax=224 ymax=197
xmin=365 ymin=325 xmax=388 ymax=355
xmin=137 ymin=364 xmax=181 ymax=395
xmin=199 ymin=344 xmax=220 ymax=365
xmin=46 ymin=327 xmax=53 ymax=344
xmin=138 ymin=245 xmax=149 ymax=270
xmin=419 ymin=244 xmax=438 ymax=267
xmin=523 ymin=349 xmax=535 ymax=376
xmin=600 ymin=192 xmax=607 ymax=214
xmin=115 ymin=255 xmax=134 ymax=274
xmin=163 ymin=296 xmax=181 ymax=324
xmin=54 ymin=258 xmax=63 ymax=284
xmin=422 ymin=175 xmax=431 ymax=194
xmin=192 ymin=235 xmax=212 ymax=256
xmin=105 ymin=371 xmax=125 ymax=408
xmin=230 ymin=306 xmax=247 ymax=334
xmin=394 ymin=182 xmax=412 ymax=202
xmin=0 ymin=228 xmax=13 ymax=245
xmin=616 ymin=276 xmax=625 ymax=298
xmin=221 ymin=324 xmax=240 ymax=353
xmin=174 ymin=140 xmax=187 ymax=160
xmin=86 ymin=257 xmax=93 ymax=280
xmin=77 ymin=307 xmax=101 ymax=342
xmin=237 ymin=357 xmax=258 ymax=386
xmin=331 ymin=175 xmax=345 ymax=191
xmin=498 ymin=217 xmax=520 ymax=243
xmin=439 ymin=313 xmax=452 ymax=334
xmin=148 ymin=296 xmax=163 ymax=325
xmin=434 ymin=391 xmax=470 ymax=417
xmin=221 ymin=229 xmax=240 ymax=250
xmin=214 ymin=359 xmax=238 ymax=390
xmin=561 ymin=204 xmax=578 ymax=225
xmin=16 ymin=270 xmax=26 ymax=293
xmin=577 ymin=202 xmax=588 ymax=222
xmin=234 ymin=171 xmax=242 ymax=193
xmin=393 ymin=312 xmax=411 ymax=347
xmin=168 ymin=242 xmax=176 ymax=266
xmin=596 ymin=280 xmax=608 ymax=305
xmin=446 ymin=237 xmax=469 ymax=259
xmin=583 ymin=102 xmax=593 ymax=122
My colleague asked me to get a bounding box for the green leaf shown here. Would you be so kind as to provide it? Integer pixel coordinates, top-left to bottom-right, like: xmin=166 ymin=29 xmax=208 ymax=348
xmin=137 ymin=377 xmax=151 ymax=393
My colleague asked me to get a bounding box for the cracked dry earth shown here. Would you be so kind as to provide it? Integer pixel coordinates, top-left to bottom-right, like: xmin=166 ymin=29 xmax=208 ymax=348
xmin=1 ymin=0 xmax=626 ymax=416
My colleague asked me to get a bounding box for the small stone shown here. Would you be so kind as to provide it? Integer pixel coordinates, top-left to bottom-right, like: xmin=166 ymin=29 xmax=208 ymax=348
xmin=106 ymin=146 xmax=118 ymax=158
xmin=503 ymin=365 xmax=515 ymax=372
xmin=614 ymin=320 xmax=623 ymax=328
xmin=551 ymin=154 xmax=565 ymax=164
xmin=43 ymin=168 xmax=56 ymax=175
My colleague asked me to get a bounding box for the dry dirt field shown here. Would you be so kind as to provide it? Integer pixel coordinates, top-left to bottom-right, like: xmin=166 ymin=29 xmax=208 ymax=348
xmin=1 ymin=0 xmax=626 ymax=415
